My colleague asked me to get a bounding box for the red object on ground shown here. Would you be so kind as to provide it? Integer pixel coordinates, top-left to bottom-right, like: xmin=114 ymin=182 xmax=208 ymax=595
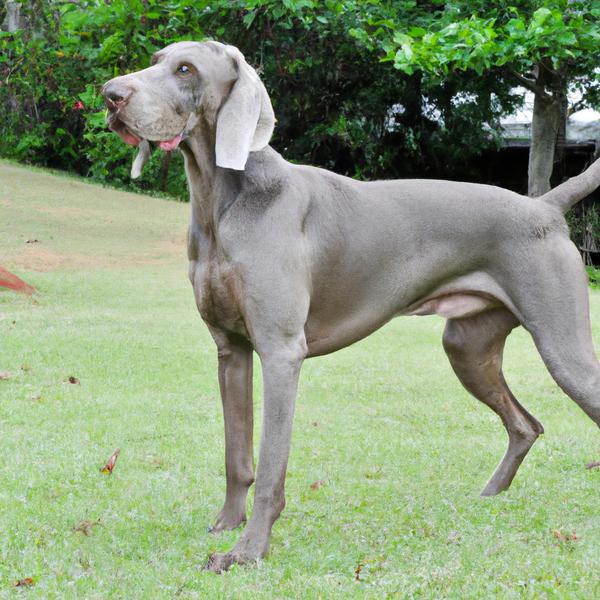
xmin=0 ymin=267 xmax=36 ymax=295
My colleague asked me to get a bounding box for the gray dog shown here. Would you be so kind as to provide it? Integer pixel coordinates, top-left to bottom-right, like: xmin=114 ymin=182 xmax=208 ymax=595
xmin=102 ymin=41 xmax=600 ymax=572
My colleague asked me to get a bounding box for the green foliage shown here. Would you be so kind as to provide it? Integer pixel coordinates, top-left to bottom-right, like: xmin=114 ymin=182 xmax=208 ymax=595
xmin=384 ymin=1 xmax=600 ymax=76
xmin=0 ymin=0 xmax=526 ymax=197
xmin=587 ymin=266 xmax=600 ymax=288
xmin=0 ymin=1 xmax=212 ymax=198
xmin=1 ymin=0 xmax=598 ymax=206
xmin=379 ymin=1 xmax=600 ymax=107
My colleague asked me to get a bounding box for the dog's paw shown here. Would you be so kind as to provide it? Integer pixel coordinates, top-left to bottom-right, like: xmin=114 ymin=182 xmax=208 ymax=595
xmin=204 ymin=552 xmax=237 ymax=573
xmin=205 ymin=549 xmax=261 ymax=573
xmin=208 ymin=512 xmax=246 ymax=535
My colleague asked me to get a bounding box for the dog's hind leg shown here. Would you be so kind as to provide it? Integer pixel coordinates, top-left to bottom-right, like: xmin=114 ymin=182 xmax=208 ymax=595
xmin=443 ymin=307 xmax=544 ymax=496
xmin=512 ymin=240 xmax=600 ymax=429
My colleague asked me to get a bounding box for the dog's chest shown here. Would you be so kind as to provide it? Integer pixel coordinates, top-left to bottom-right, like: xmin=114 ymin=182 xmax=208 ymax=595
xmin=189 ymin=253 xmax=248 ymax=337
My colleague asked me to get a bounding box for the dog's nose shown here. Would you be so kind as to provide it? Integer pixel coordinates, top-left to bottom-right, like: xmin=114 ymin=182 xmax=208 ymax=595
xmin=102 ymin=81 xmax=133 ymax=110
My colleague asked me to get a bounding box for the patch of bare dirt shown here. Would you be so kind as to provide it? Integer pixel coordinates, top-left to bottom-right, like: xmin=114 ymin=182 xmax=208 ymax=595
xmin=4 ymin=235 xmax=186 ymax=273
xmin=4 ymin=247 xmax=103 ymax=273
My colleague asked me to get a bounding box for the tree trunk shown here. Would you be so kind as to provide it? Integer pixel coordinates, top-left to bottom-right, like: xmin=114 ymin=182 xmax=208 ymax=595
xmin=527 ymin=61 xmax=567 ymax=197
xmin=528 ymin=95 xmax=560 ymax=196
xmin=2 ymin=2 xmax=24 ymax=120
xmin=553 ymin=87 xmax=569 ymax=182
xmin=2 ymin=1 xmax=22 ymax=32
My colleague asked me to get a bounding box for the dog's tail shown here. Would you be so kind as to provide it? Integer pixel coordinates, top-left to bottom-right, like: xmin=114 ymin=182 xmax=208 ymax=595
xmin=540 ymin=155 xmax=600 ymax=213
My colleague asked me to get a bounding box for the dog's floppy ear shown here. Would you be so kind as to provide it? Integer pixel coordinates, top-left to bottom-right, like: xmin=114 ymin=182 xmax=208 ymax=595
xmin=131 ymin=139 xmax=151 ymax=179
xmin=215 ymin=46 xmax=275 ymax=171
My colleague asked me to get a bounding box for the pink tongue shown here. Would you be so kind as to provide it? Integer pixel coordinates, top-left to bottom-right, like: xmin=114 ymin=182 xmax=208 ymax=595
xmin=159 ymin=134 xmax=183 ymax=151
xmin=115 ymin=128 xmax=141 ymax=146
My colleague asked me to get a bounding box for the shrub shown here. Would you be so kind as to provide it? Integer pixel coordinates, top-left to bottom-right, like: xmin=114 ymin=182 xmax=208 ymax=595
xmin=1 ymin=1 xmax=518 ymax=199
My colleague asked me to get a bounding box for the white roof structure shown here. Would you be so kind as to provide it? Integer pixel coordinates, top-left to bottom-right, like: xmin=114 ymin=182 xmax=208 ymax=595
xmin=501 ymin=89 xmax=600 ymax=146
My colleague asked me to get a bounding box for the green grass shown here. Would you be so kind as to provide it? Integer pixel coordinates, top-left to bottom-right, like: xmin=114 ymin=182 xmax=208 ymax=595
xmin=2 ymin=160 xmax=600 ymax=598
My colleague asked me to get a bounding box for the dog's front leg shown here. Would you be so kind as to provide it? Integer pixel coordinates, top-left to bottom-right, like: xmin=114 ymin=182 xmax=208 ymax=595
xmin=206 ymin=336 xmax=306 ymax=572
xmin=209 ymin=330 xmax=255 ymax=534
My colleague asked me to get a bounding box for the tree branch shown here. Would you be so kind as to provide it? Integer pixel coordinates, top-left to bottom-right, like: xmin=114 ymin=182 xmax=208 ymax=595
xmin=508 ymin=69 xmax=552 ymax=101
xmin=264 ymin=17 xmax=286 ymax=78
xmin=539 ymin=57 xmax=562 ymax=79
xmin=567 ymin=99 xmax=587 ymax=118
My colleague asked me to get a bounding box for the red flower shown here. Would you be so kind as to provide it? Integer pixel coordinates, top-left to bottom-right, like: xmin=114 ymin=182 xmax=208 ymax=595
xmin=73 ymin=100 xmax=85 ymax=110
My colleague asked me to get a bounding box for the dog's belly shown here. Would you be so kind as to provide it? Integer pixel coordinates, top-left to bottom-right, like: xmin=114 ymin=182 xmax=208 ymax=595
xmin=305 ymin=309 xmax=394 ymax=356
xmin=305 ymin=269 xmax=507 ymax=357
xmin=305 ymin=293 xmax=499 ymax=356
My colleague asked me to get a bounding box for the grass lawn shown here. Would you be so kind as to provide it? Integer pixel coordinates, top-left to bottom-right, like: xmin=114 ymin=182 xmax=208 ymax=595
xmin=2 ymin=160 xmax=600 ymax=598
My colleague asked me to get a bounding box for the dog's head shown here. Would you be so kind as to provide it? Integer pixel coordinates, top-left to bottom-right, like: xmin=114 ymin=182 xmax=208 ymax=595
xmin=101 ymin=41 xmax=275 ymax=171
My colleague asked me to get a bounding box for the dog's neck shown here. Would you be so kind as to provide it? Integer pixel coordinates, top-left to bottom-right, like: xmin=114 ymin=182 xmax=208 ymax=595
xmin=182 ymin=117 xmax=285 ymax=238
xmin=181 ymin=116 xmax=237 ymax=234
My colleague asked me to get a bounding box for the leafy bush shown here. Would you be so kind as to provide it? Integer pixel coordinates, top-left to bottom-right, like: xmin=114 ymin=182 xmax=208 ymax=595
xmin=0 ymin=0 xmax=522 ymax=199
xmin=587 ymin=266 xmax=600 ymax=289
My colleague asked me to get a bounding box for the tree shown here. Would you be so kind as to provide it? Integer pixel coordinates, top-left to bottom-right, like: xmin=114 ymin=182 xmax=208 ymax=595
xmin=380 ymin=0 xmax=600 ymax=196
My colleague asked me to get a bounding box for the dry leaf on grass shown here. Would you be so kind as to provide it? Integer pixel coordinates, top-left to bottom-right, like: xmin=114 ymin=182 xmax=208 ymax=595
xmin=15 ymin=577 xmax=34 ymax=587
xmin=146 ymin=455 xmax=166 ymax=469
xmin=310 ymin=479 xmax=324 ymax=490
xmin=585 ymin=461 xmax=600 ymax=470
xmin=73 ymin=519 xmax=100 ymax=536
xmin=553 ymin=530 xmax=578 ymax=542
xmin=100 ymin=448 xmax=120 ymax=475
xmin=0 ymin=371 xmax=11 ymax=380
xmin=354 ymin=560 xmax=364 ymax=581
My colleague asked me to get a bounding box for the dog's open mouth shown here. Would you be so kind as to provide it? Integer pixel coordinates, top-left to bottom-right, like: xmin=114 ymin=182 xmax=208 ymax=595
xmin=107 ymin=113 xmax=183 ymax=151
xmin=107 ymin=113 xmax=141 ymax=147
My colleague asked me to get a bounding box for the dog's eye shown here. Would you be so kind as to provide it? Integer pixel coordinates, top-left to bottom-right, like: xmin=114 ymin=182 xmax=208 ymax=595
xmin=177 ymin=64 xmax=191 ymax=74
